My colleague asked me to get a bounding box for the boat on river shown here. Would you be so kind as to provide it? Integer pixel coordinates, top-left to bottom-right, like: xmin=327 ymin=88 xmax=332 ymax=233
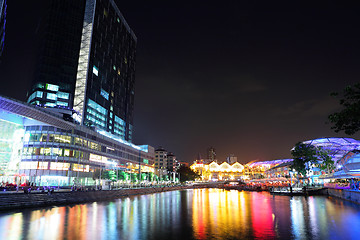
xmin=269 ymin=186 xmax=325 ymax=196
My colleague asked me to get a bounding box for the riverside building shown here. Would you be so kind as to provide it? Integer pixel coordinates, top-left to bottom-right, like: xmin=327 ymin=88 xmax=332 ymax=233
xmin=0 ymin=96 xmax=154 ymax=186
xmin=0 ymin=0 xmax=155 ymax=186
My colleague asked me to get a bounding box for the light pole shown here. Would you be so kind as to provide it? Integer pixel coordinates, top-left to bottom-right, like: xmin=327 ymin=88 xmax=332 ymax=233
xmin=138 ymin=150 xmax=141 ymax=185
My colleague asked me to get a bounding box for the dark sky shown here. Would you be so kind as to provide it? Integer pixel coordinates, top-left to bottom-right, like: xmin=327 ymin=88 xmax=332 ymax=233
xmin=1 ymin=1 xmax=360 ymax=164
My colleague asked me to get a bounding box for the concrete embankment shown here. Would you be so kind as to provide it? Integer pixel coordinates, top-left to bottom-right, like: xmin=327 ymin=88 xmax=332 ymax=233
xmin=0 ymin=186 xmax=192 ymax=211
xmin=320 ymin=188 xmax=360 ymax=204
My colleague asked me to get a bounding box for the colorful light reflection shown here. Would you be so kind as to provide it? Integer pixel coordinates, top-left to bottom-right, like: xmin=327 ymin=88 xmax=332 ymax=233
xmin=0 ymin=190 xmax=360 ymax=239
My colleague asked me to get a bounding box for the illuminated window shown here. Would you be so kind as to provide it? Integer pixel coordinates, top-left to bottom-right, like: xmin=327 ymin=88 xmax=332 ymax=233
xmin=50 ymin=162 xmax=70 ymax=171
xmin=64 ymin=149 xmax=70 ymax=157
xmin=36 ymin=91 xmax=43 ymax=98
xmin=46 ymin=83 xmax=59 ymax=91
xmin=57 ymin=92 xmax=69 ymax=99
xmin=100 ymin=89 xmax=109 ymax=100
xmin=27 ymin=93 xmax=35 ymax=102
xmin=57 ymin=101 xmax=68 ymax=107
xmin=47 ymin=93 xmax=57 ymax=100
xmin=51 ymin=148 xmax=62 ymax=156
xmin=20 ymin=161 xmax=38 ymax=170
xmin=93 ymin=65 xmax=99 ymax=76
xmin=88 ymin=99 xmax=107 ymax=115
xmin=38 ymin=162 xmax=48 ymax=170
xmin=115 ymin=116 xmax=125 ymax=126
xmin=28 ymin=91 xmax=43 ymax=102
xmin=45 ymin=102 xmax=56 ymax=107
xmin=74 ymin=137 xmax=82 ymax=146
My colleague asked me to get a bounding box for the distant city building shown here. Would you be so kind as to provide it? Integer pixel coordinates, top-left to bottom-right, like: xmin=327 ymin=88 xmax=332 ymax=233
xmin=27 ymin=0 xmax=136 ymax=142
xmin=226 ymin=154 xmax=237 ymax=164
xmin=154 ymin=147 xmax=167 ymax=178
xmin=167 ymin=152 xmax=179 ymax=172
xmin=207 ymin=146 xmax=216 ymax=163
xmin=0 ymin=0 xmax=6 ymax=58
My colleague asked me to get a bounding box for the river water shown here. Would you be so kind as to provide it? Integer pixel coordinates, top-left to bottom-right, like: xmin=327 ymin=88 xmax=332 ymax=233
xmin=1 ymin=188 xmax=360 ymax=240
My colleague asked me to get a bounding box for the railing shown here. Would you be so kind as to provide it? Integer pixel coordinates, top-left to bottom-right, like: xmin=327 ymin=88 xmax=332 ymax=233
xmin=324 ymin=183 xmax=350 ymax=189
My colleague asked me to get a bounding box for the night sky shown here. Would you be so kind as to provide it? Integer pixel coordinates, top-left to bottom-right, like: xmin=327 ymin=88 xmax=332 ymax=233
xmin=1 ymin=1 xmax=360 ymax=164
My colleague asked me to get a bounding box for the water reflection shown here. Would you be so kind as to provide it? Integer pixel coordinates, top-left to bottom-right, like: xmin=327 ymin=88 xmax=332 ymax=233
xmin=0 ymin=189 xmax=360 ymax=239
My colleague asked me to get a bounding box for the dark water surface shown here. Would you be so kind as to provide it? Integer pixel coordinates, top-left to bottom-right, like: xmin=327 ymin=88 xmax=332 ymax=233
xmin=1 ymin=189 xmax=360 ymax=240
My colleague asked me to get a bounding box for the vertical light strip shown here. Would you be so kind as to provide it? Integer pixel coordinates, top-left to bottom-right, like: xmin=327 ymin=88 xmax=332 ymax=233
xmin=0 ymin=0 xmax=4 ymax=18
xmin=74 ymin=0 xmax=96 ymax=123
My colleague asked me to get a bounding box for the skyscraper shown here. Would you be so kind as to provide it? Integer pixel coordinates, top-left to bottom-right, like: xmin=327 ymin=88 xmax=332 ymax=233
xmin=0 ymin=0 xmax=7 ymax=58
xmin=27 ymin=0 xmax=136 ymax=142
xmin=207 ymin=146 xmax=216 ymax=163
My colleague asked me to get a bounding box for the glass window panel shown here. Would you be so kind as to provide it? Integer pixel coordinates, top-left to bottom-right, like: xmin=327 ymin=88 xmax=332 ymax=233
xmin=57 ymin=101 xmax=68 ymax=107
xmin=57 ymin=91 xmax=69 ymax=99
xmin=93 ymin=65 xmax=99 ymax=76
xmin=100 ymin=89 xmax=109 ymax=100
xmin=64 ymin=149 xmax=70 ymax=157
xmin=47 ymin=93 xmax=57 ymax=100
xmin=36 ymin=91 xmax=43 ymax=98
xmin=38 ymin=162 xmax=48 ymax=170
xmin=46 ymin=83 xmax=59 ymax=91
xmin=40 ymin=134 xmax=47 ymax=142
xmin=45 ymin=102 xmax=56 ymax=107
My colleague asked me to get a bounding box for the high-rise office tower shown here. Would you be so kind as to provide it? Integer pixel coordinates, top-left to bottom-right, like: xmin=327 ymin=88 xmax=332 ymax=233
xmin=0 ymin=0 xmax=7 ymax=58
xmin=207 ymin=146 xmax=216 ymax=163
xmin=27 ymin=0 xmax=136 ymax=142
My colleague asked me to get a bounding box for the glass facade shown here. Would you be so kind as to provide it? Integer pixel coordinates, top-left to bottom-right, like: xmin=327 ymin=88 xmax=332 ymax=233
xmin=0 ymin=119 xmax=23 ymax=176
xmin=27 ymin=0 xmax=86 ymax=108
xmin=20 ymin=124 xmax=154 ymax=185
xmin=80 ymin=0 xmax=137 ymax=142
xmin=27 ymin=0 xmax=137 ymax=143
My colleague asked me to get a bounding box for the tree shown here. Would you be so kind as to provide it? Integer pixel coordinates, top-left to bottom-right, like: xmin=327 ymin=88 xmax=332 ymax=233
xmin=328 ymin=83 xmax=360 ymax=135
xmin=102 ymin=170 xmax=117 ymax=181
xmin=92 ymin=169 xmax=101 ymax=180
xmin=291 ymin=142 xmax=334 ymax=177
xmin=317 ymin=148 xmax=335 ymax=173
xmin=177 ymin=165 xmax=200 ymax=182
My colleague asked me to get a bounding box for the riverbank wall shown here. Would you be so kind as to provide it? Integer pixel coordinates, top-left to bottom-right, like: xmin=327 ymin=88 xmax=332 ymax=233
xmin=0 ymin=186 xmax=192 ymax=211
xmin=320 ymin=188 xmax=360 ymax=204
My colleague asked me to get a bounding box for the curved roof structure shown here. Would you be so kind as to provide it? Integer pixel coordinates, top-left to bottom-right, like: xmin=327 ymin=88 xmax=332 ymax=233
xmin=302 ymin=137 xmax=360 ymax=164
xmin=190 ymin=161 xmax=244 ymax=173
xmin=246 ymin=159 xmax=293 ymax=168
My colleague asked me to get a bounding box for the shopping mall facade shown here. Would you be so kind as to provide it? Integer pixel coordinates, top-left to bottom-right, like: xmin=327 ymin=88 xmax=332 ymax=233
xmin=0 ymin=96 xmax=155 ymax=186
